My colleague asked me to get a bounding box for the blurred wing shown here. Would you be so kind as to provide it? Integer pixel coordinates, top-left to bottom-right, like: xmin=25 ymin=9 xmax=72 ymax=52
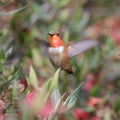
xmin=68 ymin=39 xmax=98 ymax=58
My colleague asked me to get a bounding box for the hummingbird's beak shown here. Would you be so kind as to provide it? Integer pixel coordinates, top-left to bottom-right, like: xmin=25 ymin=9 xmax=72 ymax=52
xmin=48 ymin=32 xmax=52 ymax=36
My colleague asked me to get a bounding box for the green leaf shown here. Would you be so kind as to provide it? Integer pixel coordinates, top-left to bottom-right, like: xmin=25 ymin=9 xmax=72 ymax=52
xmin=90 ymin=85 xmax=100 ymax=96
xmin=0 ymin=50 xmax=5 ymax=64
xmin=2 ymin=68 xmax=22 ymax=87
xmin=12 ymin=68 xmax=21 ymax=81
xmin=29 ymin=66 xmax=38 ymax=90
xmin=5 ymin=47 xmax=13 ymax=58
xmin=113 ymin=97 xmax=120 ymax=112
xmin=40 ymin=68 xmax=60 ymax=100
xmin=32 ymin=48 xmax=43 ymax=67
xmin=64 ymin=81 xmax=84 ymax=110
xmin=0 ymin=6 xmax=27 ymax=16
xmin=51 ymin=87 xmax=61 ymax=106
xmin=0 ymin=29 xmax=8 ymax=37
xmin=30 ymin=68 xmax=60 ymax=113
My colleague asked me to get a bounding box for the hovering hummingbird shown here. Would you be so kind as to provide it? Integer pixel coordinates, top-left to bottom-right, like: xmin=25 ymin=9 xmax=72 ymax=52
xmin=48 ymin=30 xmax=97 ymax=74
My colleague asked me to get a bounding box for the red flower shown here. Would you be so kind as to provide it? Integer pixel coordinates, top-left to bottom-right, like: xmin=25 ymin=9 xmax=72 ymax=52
xmin=38 ymin=102 xmax=52 ymax=118
xmin=0 ymin=114 xmax=6 ymax=120
xmin=18 ymin=78 xmax=28 ymax=92
xmin=111 ymin=18 xmax=120 ymax=31
xmin=24 ymin=90 xmax=53 ymax=118
xmin=87 ymin=97 xmax=102 ymax=108
xmin=73 ymin=109 xmax=90 ymax=120
xmin=24 ymin=91 xmax=35 ymax=106
xmin=90 ymin=117 xmax=101 ymax=120
xmin=22 ymin=28 xmax=31 ymax=33
xmin=110 ymin=17 xmax=120 ymax=45
xmin=83 ymin=73 xmax=97 ymax=91
xmin=111 ymin=30 xmax=120 ymax=45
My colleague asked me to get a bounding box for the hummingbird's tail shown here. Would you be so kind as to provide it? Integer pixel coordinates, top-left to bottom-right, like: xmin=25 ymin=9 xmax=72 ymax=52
xmin=62 ymin=65 xmax=73 ymax=74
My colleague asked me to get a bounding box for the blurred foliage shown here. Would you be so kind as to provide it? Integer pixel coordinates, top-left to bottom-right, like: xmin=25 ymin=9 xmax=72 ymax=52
xmin=0 ymin=0 xmax=120 ymax=120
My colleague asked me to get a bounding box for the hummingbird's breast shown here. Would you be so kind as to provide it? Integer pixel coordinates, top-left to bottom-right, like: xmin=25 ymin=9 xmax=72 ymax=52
xmin=48 ymin=46 xmax=64 ymax=55
xmin=48 ymin=46 xmax=64 ymax=68
xmin=48 ymin=46 xmax=73 ymax=74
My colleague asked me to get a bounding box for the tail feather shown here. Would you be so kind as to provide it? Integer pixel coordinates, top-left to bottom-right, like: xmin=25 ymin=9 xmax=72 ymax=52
xmin=62 ymin=65 xmax=73 ymax=74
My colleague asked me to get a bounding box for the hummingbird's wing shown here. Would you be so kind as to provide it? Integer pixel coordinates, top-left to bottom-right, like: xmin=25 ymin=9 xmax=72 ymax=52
xmin=68 ymin=39 xmax=98 ymax=58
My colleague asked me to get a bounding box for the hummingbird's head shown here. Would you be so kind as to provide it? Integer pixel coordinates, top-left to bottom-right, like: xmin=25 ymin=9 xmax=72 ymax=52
xmin=48 ymin=30 xmax=64 ymax=48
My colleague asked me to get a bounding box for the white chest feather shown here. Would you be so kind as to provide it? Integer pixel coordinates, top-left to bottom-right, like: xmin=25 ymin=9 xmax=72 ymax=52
xmin=48 ymin=46 xmax=64 ymax=55
xmin=48 ymin=46 xmax=64 ymax=67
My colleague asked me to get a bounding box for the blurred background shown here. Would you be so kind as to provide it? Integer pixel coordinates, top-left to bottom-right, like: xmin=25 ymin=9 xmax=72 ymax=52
xmin=1 ymin=0 xmax=120 ymax=120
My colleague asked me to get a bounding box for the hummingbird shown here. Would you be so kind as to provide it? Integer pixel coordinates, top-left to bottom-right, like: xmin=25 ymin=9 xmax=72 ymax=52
xmin=48 ymin=30 xmax=97 ymax=74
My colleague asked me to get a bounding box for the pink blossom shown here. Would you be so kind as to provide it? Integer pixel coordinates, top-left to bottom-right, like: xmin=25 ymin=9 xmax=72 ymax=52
xmin=0 ymin=99 xmax=5 ymax=112
xmin=110 ymin=17 xmax=120 ymax=45
xmin=24 ymin=91 xmax=35 ymax=106
xmin=83 ymin=73 xmax=97 ymax=91
xmin=111 ymin=30 xmax=120 ymax=45
xmin=24 ymin=90 xmax=53 ymax=118
xmin=87 ymin=97 xmax=102 ymax=107
xmin=38 ymin=102 xmax=52 ymax=118
xmin=73 ymin=108 xmax=90 ymax=120
xmin=90 ymin=117 xmax=101 ymax=120
xmin=0 ymin=114 xmax=6 ymax=120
